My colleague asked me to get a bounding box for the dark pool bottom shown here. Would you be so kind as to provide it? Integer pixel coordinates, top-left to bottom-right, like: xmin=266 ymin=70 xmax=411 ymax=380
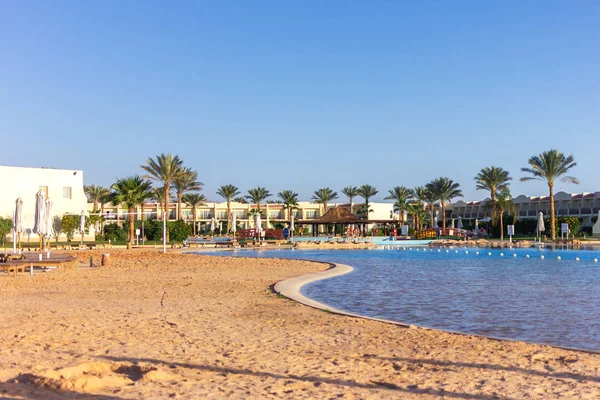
xmin=194 ymin=246 xmax=600 ymax=352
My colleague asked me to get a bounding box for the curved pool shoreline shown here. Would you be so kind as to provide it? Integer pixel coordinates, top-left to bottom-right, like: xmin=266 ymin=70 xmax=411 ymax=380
xmin=188 ymin=248 xmax=600 ymax=354
xmin=272 ymin=258 xmax=600 ymax=355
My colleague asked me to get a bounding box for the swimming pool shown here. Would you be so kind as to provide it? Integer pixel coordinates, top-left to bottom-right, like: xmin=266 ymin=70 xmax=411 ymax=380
xmin=195 ymin=246 xmax=600 ymax=351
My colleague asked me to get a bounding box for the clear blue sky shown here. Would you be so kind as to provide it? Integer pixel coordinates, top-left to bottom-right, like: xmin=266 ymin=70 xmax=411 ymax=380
xmin=1 ymin=1 xmax=598 ymax=202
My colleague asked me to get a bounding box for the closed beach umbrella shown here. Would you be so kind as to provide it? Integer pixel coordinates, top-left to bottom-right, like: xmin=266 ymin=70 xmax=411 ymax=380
xmin=536 ymin=212 xmax=545 ymax=233
xmin=433 ymin=217 xmax=438 ymax=228
xmin=536 ymin=212 xmax=545 ymax=243
xmin=210 ymin=218 xmax=215 ymax=233
xmin=14 ymin=198 xmax=24 ymax=252
xmin=33 ymin=190 xmax=46 ymax=237
xmin=44 ymin=199 xmax=54 ymax=239
xmin=219 ymin=221 xmax=222 ymax=233
xmin=231 ymin=213 xmax=236 ymax=233
xmin=457 ymin=216 xmax=463 ymax=229
xmin=255 ymin=213 xmax=262 ymax=239
xmin=289 ymin=213 xmax=294 ymax=232
xmin=475 ymin=219 xmax=479 ymax=231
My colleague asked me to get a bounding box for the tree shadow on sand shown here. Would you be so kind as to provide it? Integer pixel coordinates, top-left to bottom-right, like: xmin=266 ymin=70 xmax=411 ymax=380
xmin=369 ymin=355 xmax=598 ymax=384
xmin=98 ymin=355 xmax=515 ymax=400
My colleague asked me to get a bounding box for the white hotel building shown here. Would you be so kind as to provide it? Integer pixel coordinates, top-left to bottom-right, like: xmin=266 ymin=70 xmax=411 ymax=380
xmin=0 ymin=165 xmax=94 ymax=241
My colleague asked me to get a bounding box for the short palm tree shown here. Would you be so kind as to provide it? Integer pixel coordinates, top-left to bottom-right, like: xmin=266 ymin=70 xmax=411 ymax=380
xmin=183 ymin=193 xmax=207 ymax=236
xmin=474 ymin=166 xmax=512 ymax=224
xmin=412 ymin=186 xmax=428 ymax=230
xmin=491 ymin=188 xmax=517 ymax=241
xmin=173 ymin=168 xmax=203 ymax=220
xmin=356 ymin=185 xmax=378 ymax=217
xmin=521 ymin=149 xmax=579 ymax=239
xmin=217 ymin=184 xmax=241 ymax=232
xmin=425 ymin=177 xmax=463 ymax=230
xmin=277 ymin=190 xmax=299 ymax=220
xmin=141 ymin=153 xmax=184 ymax=241
xmin=312 ymin=188 xmax=338 ymax=216
xmin=245 ymin=187 xmax=272 ymax=216
xmin=341 ymin=186 xmax=359 ymax=214
xmin=84 ymin=185 xmax=110 ymax=212
xmin=423 ymin=188 xmax=437 ymax=227
xmin=109 ymin=176 xmax=153 ymax=245
xmin=385 ymin=186 xmax=414 ymax=224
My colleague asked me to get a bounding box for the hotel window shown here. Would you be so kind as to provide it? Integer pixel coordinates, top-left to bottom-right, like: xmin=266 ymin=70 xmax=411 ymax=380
xmin=305 ymin=210 xmax=317 ymax=219
xmin=269 ymin=211 xmax=281 ymax=218
xmin=63 ymin=187 xmax=72 ymax=199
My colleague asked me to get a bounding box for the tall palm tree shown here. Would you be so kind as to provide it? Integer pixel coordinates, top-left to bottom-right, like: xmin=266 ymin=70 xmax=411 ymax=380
xmin=357 ymin=185 xmax=378 ymax=217
xmin=277 ymin=190 xmax=299 ymax=220
xmin=521 ymin=149 xmax=579 ymax=239
xmin=217 ymin=185 xmax=241 ymax=232
xmin=245 ymin=187 xmax=272 ymax=216
xmin=385 ymin=186 xmax=414 ymax=224
xmin=109 ymin=176 xmax=153 ymax=245
xmin=141 ymin=153 xmax=185 ymax=240
xmin=84 ymin=185 xmax=110 ymax=212
xmin=423 ymin=188 xmax=437 ymax=228
xmin=173 ymin=168 xmax=203 ymax=220
xmin=491 ymin=188 xmax=517 ymax=241
xmin=341 ymin=186 xmax=359 ymax=214
xmin=183 ymin=193 xmax=207 ymax=236
xmin=312 ymin=187 xmax=338 ymax=216
xmin=425 ymin=177 xmax=463 ymax=230
xmin=474 ymin=166 xmax=512 ymax=223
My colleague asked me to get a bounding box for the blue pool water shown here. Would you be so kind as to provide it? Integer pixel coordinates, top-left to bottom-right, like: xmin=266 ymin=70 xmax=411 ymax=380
xmin=195 ymin=246 xmax=600 ymax=351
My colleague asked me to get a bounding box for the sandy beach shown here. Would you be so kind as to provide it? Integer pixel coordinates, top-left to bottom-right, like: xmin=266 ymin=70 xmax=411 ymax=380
xmin=1 ymin=250 xmax=600 ymax=399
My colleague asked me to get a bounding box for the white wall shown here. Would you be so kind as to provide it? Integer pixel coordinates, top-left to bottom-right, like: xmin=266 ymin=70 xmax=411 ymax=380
xmin=0 ymin=166 xmax=92 ymax=241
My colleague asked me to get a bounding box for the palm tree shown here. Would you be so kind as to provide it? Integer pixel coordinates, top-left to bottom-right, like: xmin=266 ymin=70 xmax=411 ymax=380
xmin=491 ymin=188 xmax=517 ymax=241
xmin=413 ymin=186 xmax=428 ymax=230
xmin=385 ymin=186 xmax=414 ymax=225
xmin=474 ymin=166 xmax=512 ymax=224
xmin=183 ymin=193 xmax=207 ymax=236
xmin=426 ymin=177 xmax=463 ymax=230
xmin=141 ymin=153 xmax=185 ymax=241
xmin=245 ymin=187 xmax=272 ymax=216
xmin=109 ymin=176 xmax=153 ymax=245
xmin=173 ymin=168 xmax=203 ymax=220
xmin=312 ymin=187 xmax=338 ymax=216
xmin=152 ymin=187 xmax=168 ymax=216
xmin=341 ymin=186 xmax=359 ymax=214
xmin=217 ymin=185 xmax=241 ymax=232
xmin=84 ymin=185 xmax=110 ymax=212
xmin=521 ymin=149 xmax=579 ymax=239
xmin=357 ymin=185 xmax=378 ymax=217
xmin=233 ymin=196 xmax=248 ymax=204
xmin=277 ymin=190 xmax=299 ymax=220
xmin=423 ymin=188 xmax=437 ymax=228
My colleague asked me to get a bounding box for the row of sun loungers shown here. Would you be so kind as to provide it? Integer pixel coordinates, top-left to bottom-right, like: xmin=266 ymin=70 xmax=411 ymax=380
xmin=0 ymin=253 xmax=79 ymax=277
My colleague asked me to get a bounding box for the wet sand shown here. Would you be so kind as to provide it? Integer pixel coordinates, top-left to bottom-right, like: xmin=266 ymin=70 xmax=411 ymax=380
xmin=1 ymin=249 xmax=600 ymax=399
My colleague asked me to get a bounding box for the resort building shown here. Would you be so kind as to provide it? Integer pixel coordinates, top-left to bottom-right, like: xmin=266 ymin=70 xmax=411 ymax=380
xmin=95 ymin=201 xmax=397 ymax=235
xmin=449 ymin=191 xmax=600 ymax=228
xmin=0 ymin=165 xmax=94 ymax=241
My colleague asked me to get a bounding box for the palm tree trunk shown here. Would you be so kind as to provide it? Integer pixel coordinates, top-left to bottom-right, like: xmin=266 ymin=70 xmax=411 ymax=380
xmin=93 ymin=200 xmax=99 ymax=212
xmin=429 ymin=204 xmax=434 ymax=228
xmin=101 ymin=203 xmax=105 ymax=234
xmin=177 ymin=193 xmax=183 ymax=220
xmin=441 ymin=202 xmax=446 ymax=230
xmin=350 ymin=199 xmax=353 ymax=214
xmin=226 ymin=200 xmax=231 ymax=232
xmin=193 ymin=208 xmax=197 ymax=236
xmin=549 ymin=184 xmax=556 ymax=240
xmin=500 ymin=212 xmax=504 ymax=241
xmin=129 ymin=208 xmax=135 ymax=245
